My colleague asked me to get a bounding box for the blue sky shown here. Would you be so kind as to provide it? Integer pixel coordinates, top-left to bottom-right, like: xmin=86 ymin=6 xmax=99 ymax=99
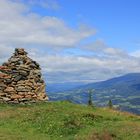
xmin=29 ymin=0 xmax=140 ymax=52
xmin=0 ymin=0 xmax=140 ymax=83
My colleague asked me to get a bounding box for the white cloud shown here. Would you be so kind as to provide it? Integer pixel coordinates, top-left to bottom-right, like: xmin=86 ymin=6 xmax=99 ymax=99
xmin=0 ymin=0 xmax=95 ymax=50
xmin=131 ymin=50 xmax=140 ymax=58
xmin=0 ymin=45 xmax=15 ymax=64
xmin=23 ymin=0 xmax=60 ymax=10
xmin=25 ymin=48 xmax=140 ymax=83
xmin=0 ymin=0 xmax=140 ymax=84
xmin=83 ymin=40 xmax=128 ymax=58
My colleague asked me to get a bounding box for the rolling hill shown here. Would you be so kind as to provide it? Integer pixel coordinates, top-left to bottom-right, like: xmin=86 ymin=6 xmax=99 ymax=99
xmin=0 ymin=101 xmax=140 ymax=140
xmin=47 ymin=73 xmax=140 ymax=115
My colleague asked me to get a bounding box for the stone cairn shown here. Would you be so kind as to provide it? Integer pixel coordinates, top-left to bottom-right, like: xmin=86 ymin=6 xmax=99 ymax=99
xmin=0 ymin=48 xmax=48 ymax=104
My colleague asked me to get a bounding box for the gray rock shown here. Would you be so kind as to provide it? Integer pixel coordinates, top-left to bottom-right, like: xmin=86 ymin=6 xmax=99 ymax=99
xmin=8 ymin=100 xmax=19 ymax=104
xmin=29 ymin=63 xmax=37 ymax=68
xmin=0 ymin=83 xmax=6 ymax=87
xmin=14 ymin=75 xmax=22 ymax=82
xmin=16 ymin=86 xmax=32 ymax=92
xmin=0 ymin=83 xmax=6 ymax=91
xmin=2 ymin=97 xmax=11 ymax=102
xmin=19 ymin=70 xmax=28 ymax=76
xmin=10 ymin=57 xmax=20 ymax=63
xmin=19 ymin=98 xmax=31 ymax=102
xmin=0 ymin=92 xmax=5 ymax=96
xmin=0 ymin=48 xmax=48 ymax=103
xmin=4 ymin=78 xmax=12 ymax=84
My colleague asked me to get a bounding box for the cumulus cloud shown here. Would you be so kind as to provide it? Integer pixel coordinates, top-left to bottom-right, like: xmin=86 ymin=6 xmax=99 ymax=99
xmin=25 ymin=48 xmax=140 ymax=83
xmin=82 ymin=40 xmax=128 ymax=58
xmin=131 ymin=50 xmax=140 ymax=58
xmin=0 ymin=45 xmax=15 ymax=64
xmin=14 ymin=0 xmax=61 ymax=10
xmin=0 ymin=0 xmax=95 ymax=50
xmin=0 ymin=0 xmax=140 ymax=83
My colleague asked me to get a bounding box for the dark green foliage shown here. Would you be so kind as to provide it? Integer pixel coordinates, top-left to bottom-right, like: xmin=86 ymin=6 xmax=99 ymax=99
xmin=87 ymin=89 xmax=94 ymax=107
xmin=108 ymin=99 xmax=113 ymax=109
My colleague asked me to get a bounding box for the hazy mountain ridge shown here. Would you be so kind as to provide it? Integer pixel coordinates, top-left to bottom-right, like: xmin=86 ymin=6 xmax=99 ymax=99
xmin=47 ymin=73 xmax=140 ymax=115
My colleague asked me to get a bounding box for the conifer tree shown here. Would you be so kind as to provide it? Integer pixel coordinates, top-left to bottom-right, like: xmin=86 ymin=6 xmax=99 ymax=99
xmin=87 ymin=89 xmax=94 ymax=107
xmin=108 ymin=99 xmax=113 ymax=109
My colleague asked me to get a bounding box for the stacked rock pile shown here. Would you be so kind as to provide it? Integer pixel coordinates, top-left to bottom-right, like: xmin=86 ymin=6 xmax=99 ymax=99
xmin=0 ymin=48 xmax=48 ymax=104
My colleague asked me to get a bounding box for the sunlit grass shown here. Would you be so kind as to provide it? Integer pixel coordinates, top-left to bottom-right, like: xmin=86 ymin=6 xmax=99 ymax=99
xmin=0 ymin=101 xmax=140 ymax=140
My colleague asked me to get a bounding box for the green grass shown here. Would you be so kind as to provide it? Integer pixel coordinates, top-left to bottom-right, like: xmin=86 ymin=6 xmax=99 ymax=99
xmin=0 ymin=101 xmax=140 ymax=140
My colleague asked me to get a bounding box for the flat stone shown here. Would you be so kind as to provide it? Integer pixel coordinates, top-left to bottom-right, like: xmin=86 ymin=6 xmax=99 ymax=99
xmin=2 ymin=62 xmax=9 ymax=66
xmin=0 ymin=92 xmax=6 ymax=96
xmin=25 ymin=95 xmax=32 ymax=98
xmin=0 ymin=73 xmax=10 ymax=79
xmin=29 ymin=63 xmax=37 ymax=68
xmin=2 ymin=97 xmax=11 ymax=101
xmin=32 ymin=95 xmax=37 ymax=98
xmin=5 ymin=94 xmax=11 ymax=97
xmin=27 ymin=92 xmax=35 ymax=95
xmin=19 ymin=70 xmax=28 ymax=76
xmin=17 ymin=80 xmax=25 ymax=84
xmin=30 ymin=79 xmax=36 ymax=85
xmin=11 ymin=81 xmax=17 ymax=85
xmin=18 ymin=64 xmax=30 ymax=71
xmin=0 ymin=83 xmax=7 ymax=87
xmin=0 ymin=88 xmax=6 ymax=92
xmin=25 ymin=59 xmax=32 ymax=65
xmin=11 ymin=73 xmax=19 ymax=78
xmin=34 ymin=70 xmax=42 ymax=77
xmin=10 ymin=57 xmax=20 ymax=63
xmin=37 ymin=93 xmax=48 ymax=101
xmin=16 ymin=86 xmax=32 ymax=92
xmin=15 ymin=48 xmax=27 ymax=55
xmin=8 ymin=100 xmax=19 ymax=104
xmin=18 ymin=92 xmax=26 ymax=96
xmin=11 ymin=69 xmax=18 ymax=73
xmin=35 ymin=84 xmax=45 ymax=94
xmin=28 ymin=100 xmax=36 ymax=103
xmin=26 ymin=82 xmax=33 ymax=87
xmin=37 ymin=92 xmax=45 ymax=97
xmin=18 ymin=98 xmax=31 ymax=102
xmin=4 ymin=78 xmax=12 ymax=84
xmin=11 ymin=94 xmax=23 ymax=99
xmin=0 ymin=66 xmax=7 ymax=70
xmin=32 ymin=61 xmax=40 ymax=68
xmin=0 ymin=66 xmax=11 ymax=73
xmin=0 ymin=79 xmax=4 ymax=82
xmin=4 ymin=87 xmax=16 ymax=93
xmin=14 ymin=75 xmax=22 ymax=82
xmin=44 ymin=96 xmax=49 ymax=100
xmin=16 ymin=84 xmax=26 ymax=87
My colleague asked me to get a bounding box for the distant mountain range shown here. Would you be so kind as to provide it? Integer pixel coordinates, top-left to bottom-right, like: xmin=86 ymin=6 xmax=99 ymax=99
xmin=46 ymin=73 xmax=140 ymax=115
xmin=46 ymin=82 xmax=84 ymax=93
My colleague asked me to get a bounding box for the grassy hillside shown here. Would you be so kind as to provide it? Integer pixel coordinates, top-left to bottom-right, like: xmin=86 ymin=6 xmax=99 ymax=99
xmin=48 ymin=73 xmax=140 ymax=115
xmin=0 ymin=101 xmax=140 ymax=140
